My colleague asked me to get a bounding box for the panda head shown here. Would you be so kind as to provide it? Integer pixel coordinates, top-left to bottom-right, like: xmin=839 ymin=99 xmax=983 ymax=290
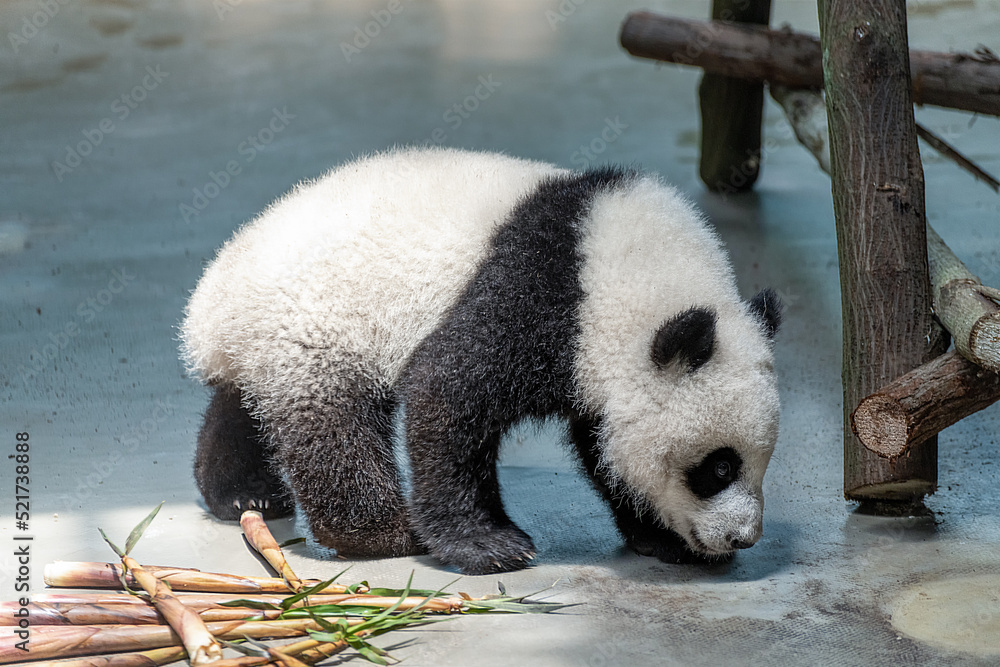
xmin=602 ymin=288 xmax=782 ymax=559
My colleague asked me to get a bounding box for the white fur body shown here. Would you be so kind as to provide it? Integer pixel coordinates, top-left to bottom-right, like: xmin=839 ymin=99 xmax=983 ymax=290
xmin=181 ymin=147 xmax=779 ymax=559
xmin=183 ymin=148 xmax=561 ymax=400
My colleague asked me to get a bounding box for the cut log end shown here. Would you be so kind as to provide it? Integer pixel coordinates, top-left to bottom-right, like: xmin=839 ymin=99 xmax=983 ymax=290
xmin=852 ymin=395 xmax=910 ymax=459
xmin=852 ymin=350 xmax=1000 ymax=462
xmin=970 ymin=313 xmax=1000 ymax=373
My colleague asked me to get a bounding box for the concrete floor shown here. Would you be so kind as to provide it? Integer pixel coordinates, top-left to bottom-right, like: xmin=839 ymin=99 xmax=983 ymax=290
xmin=2 ymin=0 xmax=1000 ymax=664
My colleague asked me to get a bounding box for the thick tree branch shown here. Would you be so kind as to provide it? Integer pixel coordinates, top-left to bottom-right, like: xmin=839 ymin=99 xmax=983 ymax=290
xmin=770 ymin=86 xmax=1000 ymax=374
xmin=620 ymin=12 xmax=1000 ymax=117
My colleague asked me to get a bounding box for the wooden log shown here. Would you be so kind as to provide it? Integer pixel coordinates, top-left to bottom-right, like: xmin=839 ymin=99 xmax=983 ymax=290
xmin=769 ymin=86 xmax=830 ymax=172
xmin=619 ymin=12 xmax=1000 ymax=117
xmin=852 ymin=351 xmax=1000 ymax=459
xmin=697 ymin=0 xmax=771 ymax=194
xmin=927 ymin=226 xmax=1000 ymax=373
xmin=819 ymin=0 xmax=948 ymax=502
xmin=770 ymin=86 xmax=1000 ymax=375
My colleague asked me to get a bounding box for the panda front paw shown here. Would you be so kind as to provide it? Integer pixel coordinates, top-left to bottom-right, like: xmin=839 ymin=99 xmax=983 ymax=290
xmin=431 ymin=525 xmax=537 ymax=575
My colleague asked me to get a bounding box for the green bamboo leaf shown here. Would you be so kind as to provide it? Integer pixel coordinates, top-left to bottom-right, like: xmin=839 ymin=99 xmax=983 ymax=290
xmin=218 ymin=638 xmax=268 ymax=657
xmin=280 ymin=604 xmax=386 ymax=618
xmin=279 ymin=574 xmax=342 ymax=611
xmin=462 ymin=598 xmax=579 ymax=614
xmin=305 ymin=612 xmax=355 ymax=642
xmin=124 ymin=502 xmax=164 ymax=555
xmin=350 ymin=639 xmax=390 ymax=665
xmin=346 ymin=580 xmax=369 ymax=595
xmin=305 ymin=607 xmax=348 ymax=633
xmin=363 ymin=587 xmax=441 ymax=598
xmin=278 ymin=537 xmax=306 ymax=548
xmin=217 ymin=599 xmax=279 ymax=610
xmin=348 ymin=572 xmax=413 ymax=631
xmin=98 ymin=528 xmax=125 ymax=559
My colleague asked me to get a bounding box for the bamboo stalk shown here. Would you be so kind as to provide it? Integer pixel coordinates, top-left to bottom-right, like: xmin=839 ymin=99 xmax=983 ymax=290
xmin=206 ymin=638 xmax=350 ymax=667
xmin=15 ymin=592 xmax=454 ymax=609
xmin=239 ymin=511 xmax=302 ymax=593
xmin=296 ymin=641 xmax=348 ymax=665
xmin=117 ymin=555 xmax=222 ymax=666
xmin=2 ymin=594 xmax=461 ymax=625
xmin=0 ymin=619 xmax=356 ymax=664
xmin=9 ymin=646 xmax=188 ymax=667
xmin=14 ymin=639 xmax=349 ymax=667
xmin=0 ymin=602 xmax=284 ymax=626
xmin=263 ymin=648 xmax=308 ymax=667
xmin=43 ymin=563 xmax=361 ymax=595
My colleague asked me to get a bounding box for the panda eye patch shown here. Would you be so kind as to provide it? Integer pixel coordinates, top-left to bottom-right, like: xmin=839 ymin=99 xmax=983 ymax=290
xmin=686 ymin=447 xmax=742 ymax=499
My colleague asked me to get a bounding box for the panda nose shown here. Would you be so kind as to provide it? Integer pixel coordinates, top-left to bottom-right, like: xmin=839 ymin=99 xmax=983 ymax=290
xmin=727 ymin=534 xmax=758 ymax=550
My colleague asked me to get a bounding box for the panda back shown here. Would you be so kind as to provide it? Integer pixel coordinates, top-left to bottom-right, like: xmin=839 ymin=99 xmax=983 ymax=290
xmin=181 ymin=148 xmax=560 ymax=391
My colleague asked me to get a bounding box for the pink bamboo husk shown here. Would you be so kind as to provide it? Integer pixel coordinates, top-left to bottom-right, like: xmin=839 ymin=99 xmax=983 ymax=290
xmin=6 ymin=646 xmax=187 ymax=667
xmin=264 ymin=648 xmax=309 ymax=667
xmin=0 ymin=618 xmax=356 ymax=664
xmin=0 ymin=602 xmax=284 ymax=626
xmin=5 ymin=594 xmax=461 ymax=624
xmin=43 ymin=563 xmax=361 ymax=595
xmin=239 ymin=512 xmax=303 ymax=593
xmin=118 ymin=556 xmax=222 ymax=666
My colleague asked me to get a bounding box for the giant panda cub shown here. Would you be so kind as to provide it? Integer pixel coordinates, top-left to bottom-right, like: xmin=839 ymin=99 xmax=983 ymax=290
xmin=181 ymin=147 xmax=781 ymax=575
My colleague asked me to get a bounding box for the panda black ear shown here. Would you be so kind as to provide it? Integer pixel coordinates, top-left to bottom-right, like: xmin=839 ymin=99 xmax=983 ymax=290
xmin=748 ymin=288 xmax=782 ymax=339
xmin=651 ymin=307 xmax=716 ymax=372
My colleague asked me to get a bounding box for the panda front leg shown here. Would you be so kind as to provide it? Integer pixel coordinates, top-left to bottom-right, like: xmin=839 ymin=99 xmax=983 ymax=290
xmin=404 ymin=380 xmax=535 ymax=575
xmin=568 ymin=416 xmax=726 ymax=565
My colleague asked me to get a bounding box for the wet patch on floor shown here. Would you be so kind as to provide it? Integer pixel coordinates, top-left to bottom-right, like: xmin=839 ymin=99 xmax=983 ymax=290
xmin=891 ymin=574 xmax=1000 ymax=656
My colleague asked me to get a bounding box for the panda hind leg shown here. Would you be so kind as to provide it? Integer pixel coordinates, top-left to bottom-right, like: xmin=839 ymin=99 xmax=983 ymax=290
xmin=271 ymin=378 xmax=424 ymax=558
xmin=194 ymin=384 xmax=294 ymax=521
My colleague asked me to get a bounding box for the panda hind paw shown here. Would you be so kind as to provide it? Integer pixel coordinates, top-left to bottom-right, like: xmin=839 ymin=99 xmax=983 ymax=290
xmin=203 ymin=487 xmax=294 ymax=521
xmin=435 ymin=525 xmax=537 ymax=575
